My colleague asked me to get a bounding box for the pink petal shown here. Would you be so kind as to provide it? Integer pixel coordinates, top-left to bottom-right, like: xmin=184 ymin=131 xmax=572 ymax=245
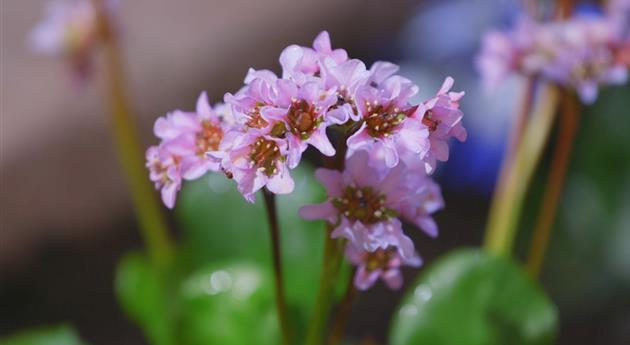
xmin=354 ymin=266 xmax=381 ymax=290
xmin=196 ymin=91 xmax=212 ymax=115
xmin=314 ymin=168 xmax=343 ymax=196
xmin=298 ymin=202 xmax=337 ymax=222
xmin=308 ymin=128 xmax=335 ymax=157
xmin=382 ymin=269 xmax=403 ymax=290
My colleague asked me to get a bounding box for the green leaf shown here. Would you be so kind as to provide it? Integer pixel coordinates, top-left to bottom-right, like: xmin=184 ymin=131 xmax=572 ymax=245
xmin=389 ymin=249 xmax=557 ymax=345
xmin=0 ymin=324 xmax=86 ymax=345
xmin=174 ymin=165 xmax=334 ymax=319
xmin=176 ymin=261 xmax=280 ymax=345
xmin=115 ymin=253 xmax=175 ymax=345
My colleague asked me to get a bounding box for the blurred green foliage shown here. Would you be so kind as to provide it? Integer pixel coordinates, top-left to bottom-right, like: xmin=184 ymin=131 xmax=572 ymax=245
xmin=0 ymin=325 xmax=86 ymax=345
xmin=389 ymin=249 xmax=557 ymax=345
xmin=516 ymin=86 xmax=630 ymax=313
xmin=114 ymin=164 xmax=349 ymax=345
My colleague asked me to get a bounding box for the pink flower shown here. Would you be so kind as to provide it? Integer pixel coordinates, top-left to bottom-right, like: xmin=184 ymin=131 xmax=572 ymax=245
xmin=299 ymin=152 xmax=431 ymax=260
xmin=346 ymin=244 xmax=422 ymax=290
xmin=146 ymin=145 xmax=183 ymax=209
xmin=30 ymin=0 xmax=101 ymax=80
xmin=221 ymin=130 xmax=294 ymax=203
xmin=279 ymin=31 xmax=348 ymax=83
xmin=476 ymin=17 xmax=538 ymax=92
xmin=478 ymin=15 xmax=629 ymax=103
xmin=535 ymin=16 xmax=628 ymax=103
xmin=411 ymin=77 xmax=466 ymax=174
xmin=346 ymin=76 xmax=428 ymax=169
xmin=261 ymin=80 xmax=337 ymax=168
xmin=322 ymin=59 xmax=370 ymax=123
xmin=153 ymin=92 xmax=232 ymax=180
xmin=224 ymin=69 xmax=279 ymax=130
xmin=397 ymin=174 xmax=445 ymax=238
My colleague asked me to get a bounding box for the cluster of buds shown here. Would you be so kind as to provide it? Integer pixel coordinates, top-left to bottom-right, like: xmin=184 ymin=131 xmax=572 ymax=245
xmin=146 ymin=31 xmax=466 ymax=290
xmin=477 ymin=4 xmax=630 ymax=104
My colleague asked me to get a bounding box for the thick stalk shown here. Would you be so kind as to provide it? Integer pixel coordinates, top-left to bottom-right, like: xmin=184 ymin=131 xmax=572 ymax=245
xmin=94 ymin=0 xmax=173 ymax=266
xmin=484 ymin=84 xmax=559 ymax=256
xmin=262 ymin=190 xmax=291 ymax=345
xmin=526 ymin=93 xmax=580 ymax=278
xmin=328 ymin=272 xmax=357 ymax=345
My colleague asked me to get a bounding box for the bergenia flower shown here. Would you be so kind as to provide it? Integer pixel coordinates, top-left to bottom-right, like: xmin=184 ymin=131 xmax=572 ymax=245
xmin=346 ymin=76 xmax=428 ymax=169
xmin=262 ymin=80 xmax=337 ymax=167
xmin=162 ymin=92 xmax=233 ymax=180
xmin=411 ymin=77 xmax=467 ymax=174
xmin=146 ymin=145 xmax=183 ymax=209
xmin=279 ymin=31 xmax=348 ymax=83
xmin=224 ymin=70 xmax=279 ymax=130
xmin=536 ymin=16 xmax=628 ymax=103
xmin=345 ymin=244 xmax=422 ymax=290
xmin=29 ymin=0 xmax=100 ymax=79
xmin=478 ymin=12 xmax=629 ymax=104
xmin=299 ymin=152 xmax=434 ymax=260
xmin=221 ymin=129 xmax=294 ymax=203
xmin=323 ymin=59 xmax=370 ymax=123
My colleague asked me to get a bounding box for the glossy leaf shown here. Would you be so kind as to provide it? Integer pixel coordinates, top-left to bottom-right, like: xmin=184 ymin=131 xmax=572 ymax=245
xmin=176 ymin=261 xmax=280 ymax=345
xmin=0 ymin=324 xmax=86 ymax=345
xmin=115 ymin=253 xmax=175 ymax=345
xmin=389 ymin=249 xmax=557 ymax=345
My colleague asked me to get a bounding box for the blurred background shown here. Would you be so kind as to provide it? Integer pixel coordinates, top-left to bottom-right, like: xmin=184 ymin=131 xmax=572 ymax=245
xmin=1 ymin=0 xmax=629 ymax=344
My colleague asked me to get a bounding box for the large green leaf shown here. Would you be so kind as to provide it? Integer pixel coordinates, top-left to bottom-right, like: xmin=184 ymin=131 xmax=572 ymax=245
xmin=0 ymin=324 xmax=86 ymax=345
xmin=176 ymin=261 xmax=280 ymax=345
xmin=389 ymin=249 xmax=557 ymax=345
xmin=115 ymin=253 xmax=175 ymax=345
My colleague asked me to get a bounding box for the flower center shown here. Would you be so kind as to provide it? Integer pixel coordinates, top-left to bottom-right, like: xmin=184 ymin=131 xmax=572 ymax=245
xmin=332 ymin=186 xmax=397 ymax=224
xmin=421 ymin=110 xmax=438 ymax=133
xmin=196 ymin=121 xmax=223 ymax=154
xmin=287 ymin=99 xmax=321 ymax=139
xmin=363 ymin=247 xmax=397 ymax=271
xmin=246 ymin=103 xmax=269 ymax=129
xmin=364 ymin=103 xmax=406 ymax=137
xmin=249 ymin=137 xmax=281 ymax=176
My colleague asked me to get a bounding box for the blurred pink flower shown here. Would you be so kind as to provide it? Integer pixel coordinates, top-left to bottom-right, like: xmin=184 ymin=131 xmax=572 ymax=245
xmin=29 ymin=0 xmax=117 ymax=80
xmin=299 ymin=152 xmax=442 ymax=260
xmin=345 ymin=244 xmax=422 ymax=290
xmin=478 ymin=14 xmax=629 ymax=103
xmin=146 ymin=145 xmax=182 ymax=209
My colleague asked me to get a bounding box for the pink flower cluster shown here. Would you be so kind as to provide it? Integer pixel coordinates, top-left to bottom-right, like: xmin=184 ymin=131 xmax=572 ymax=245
xmin=477 ymin=12 xmax=629 ymax=104
xmin=146 ymin=31 xmax=466 ymax=290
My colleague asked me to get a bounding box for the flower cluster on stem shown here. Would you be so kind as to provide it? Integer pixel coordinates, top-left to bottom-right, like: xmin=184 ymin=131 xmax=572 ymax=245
xmin=144 ymin=31 xmax=466 ymax=289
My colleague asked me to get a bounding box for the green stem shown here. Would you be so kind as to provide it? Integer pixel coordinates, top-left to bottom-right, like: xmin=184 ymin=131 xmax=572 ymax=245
xmin=483 ymin=84 xmax=560 ymax=256
xmin=94 ymin=0 xmax=173 ymax=267
xmin=526 ymin=92 xmax=580 ymax=278
xmin=305 ymin=224 xmax=344 ymax=345
xmin=262 ymin=190 xmax=291 ymax=345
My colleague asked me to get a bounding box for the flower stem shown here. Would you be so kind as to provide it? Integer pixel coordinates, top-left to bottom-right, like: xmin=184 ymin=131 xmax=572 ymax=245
xmin=526 ymin=92 xmax=580 ymax=278
xmin=328 ymin=271 xmax=357 ymax=345
xmin=305 ymin=224 xmax=344 ymax=345
xmin=93 ymin=0 xmax=173 ymax=267
xmin=262 ymin=190 xmax=291 ymax=345
xmin=484 ymin=84 xmax=560 ymax=257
